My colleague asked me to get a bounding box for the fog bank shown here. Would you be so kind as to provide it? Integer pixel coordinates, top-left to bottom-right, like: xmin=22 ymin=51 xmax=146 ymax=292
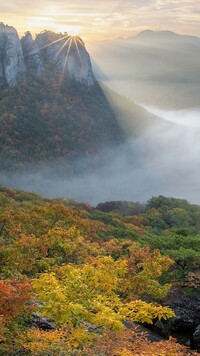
xmin=1 ymin=105 xmax=200 ymax=205
xmin=142 ymin=106 xmax=200 ymax=127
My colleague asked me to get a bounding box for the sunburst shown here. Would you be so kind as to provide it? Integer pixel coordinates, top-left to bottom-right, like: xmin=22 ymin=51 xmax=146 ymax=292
xmin=67 ymin=28 xmax=80 ymax=36
xmin=38 ymin=35 xmax=69 ymax=51
xmin=37 ymin=32 xmax=84 ymax=84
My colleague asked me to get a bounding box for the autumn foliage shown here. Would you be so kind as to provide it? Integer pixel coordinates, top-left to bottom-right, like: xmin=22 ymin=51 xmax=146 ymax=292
xmin=84 ymin=327 xmax=195 ymax=356
xmin=0 ymin=187 xmax=199 ymax=354
xmin=0 ymin=279 xmax=32 ymax=322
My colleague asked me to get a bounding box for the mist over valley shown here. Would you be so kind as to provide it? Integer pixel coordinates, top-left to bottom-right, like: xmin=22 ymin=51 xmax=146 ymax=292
xmin=0 ymin=26 xmax=200 ymax=205
xmin=1 ymin=3 xmax=200 ymax=354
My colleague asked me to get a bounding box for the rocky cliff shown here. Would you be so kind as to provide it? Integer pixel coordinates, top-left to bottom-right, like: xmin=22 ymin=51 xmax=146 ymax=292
xmin=35 ymin=31 xmax=95 ymax=86
xmin=0 ymin=24 xmax=124 ymax=171
xmin=0 ymin=24 xmax=95 ymax=88
xmin=21 ymin=32 xmax=44 ymax=74
xmin=0 ymin=23 xmax=26 ymax=87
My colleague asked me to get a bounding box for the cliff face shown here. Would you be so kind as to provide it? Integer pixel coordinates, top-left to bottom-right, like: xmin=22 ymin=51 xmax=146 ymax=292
xmin=35 ymin=32 xmax=95 ymax=86
xmin=0 ymin=25 xmax=123 ymax=171
xmin=0 ymin=23 xmax=26 ymax=87
xmin=21 ymin=32 xmax=44 ymax=74
xmin=65 ymin=40 xmax=95 ymax=86
xmin=0 ymin=24 xmax=95 ymax=88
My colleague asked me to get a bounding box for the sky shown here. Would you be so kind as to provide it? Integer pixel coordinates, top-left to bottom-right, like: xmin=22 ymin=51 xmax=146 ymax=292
xmin=1 ymin=0 xmax=200 ymax=41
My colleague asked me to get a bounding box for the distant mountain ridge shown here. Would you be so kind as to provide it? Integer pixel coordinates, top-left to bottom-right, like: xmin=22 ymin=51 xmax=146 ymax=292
xmin=131 ymin=29 xmax=200 ymax=44
xmin=89 ymin=29 xmax=200 ymax=109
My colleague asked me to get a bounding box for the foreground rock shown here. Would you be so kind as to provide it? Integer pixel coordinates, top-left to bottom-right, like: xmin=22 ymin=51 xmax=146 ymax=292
xmin=152 ymin=294 xmax=200 ymax=351
xmin=193 ymin=325 xmax=200 ymax=350
xmin=29 ymin=313 xmax=55 ymax=330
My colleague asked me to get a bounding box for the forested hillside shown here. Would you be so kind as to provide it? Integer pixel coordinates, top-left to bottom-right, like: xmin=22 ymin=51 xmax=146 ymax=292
xmin=0 ymin=186 xmax=200 ymax=355
xmin=0 ymin=70 xmax=123 ymax=171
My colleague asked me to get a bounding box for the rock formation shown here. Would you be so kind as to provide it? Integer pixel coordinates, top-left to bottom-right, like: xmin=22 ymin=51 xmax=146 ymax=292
xmin=0 ymin=24 xmax=95 ymax=88
xmin=35 ymin=31 xmax=95 ymax=86
xmin=0 ymin=23 xmax=26 ymax=87
xmin=21 ymin=32 xmax=44 ymax=74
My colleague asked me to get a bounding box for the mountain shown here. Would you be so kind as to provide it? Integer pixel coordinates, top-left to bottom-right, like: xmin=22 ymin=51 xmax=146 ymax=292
xmin=132 ymin=29 xmax=200 ymax=45
xmin=0 ymin=23 xmax=95 ymax=88
xmin=1 ymin=24 xmax=176 ymax=174
xmin=33 ymin=31 xmax=95 ymax=86
xmin=89 ymin=30 xmax=200 ymax=109
xmin=0 ymin=73 xmax=126 ymax=172
xmin=0 ymin=24 xmax=125 ymax=171
xmin=99 ymin=84 xmax=169 ymax=136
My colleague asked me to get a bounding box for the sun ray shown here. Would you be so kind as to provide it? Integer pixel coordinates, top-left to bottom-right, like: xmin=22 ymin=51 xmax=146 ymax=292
xmin=64 ymin=37 xmax=73 ymax=68
xmin=38 ymin=35 xmax=69 ymax=51
xmin=27 ymin=32 xmax=87 ymax=86
xmin=74 ymin=37 xmax=82 ymax=66
xmin=59 ymin=36 xmax=73 ymax=84
xmin=54 ymin=36 xmax=71 ymax=60
xmin=76 ymin=36 xmax=84 ymax=47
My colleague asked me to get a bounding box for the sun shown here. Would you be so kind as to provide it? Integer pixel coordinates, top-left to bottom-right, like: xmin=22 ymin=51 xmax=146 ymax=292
xmin=66 ymin=26 xmax=80 ymax=37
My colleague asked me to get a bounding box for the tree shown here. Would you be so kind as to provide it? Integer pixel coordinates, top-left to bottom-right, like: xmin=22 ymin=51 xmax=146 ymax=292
xmin=32 ymin=256 xmax=174 ymax=352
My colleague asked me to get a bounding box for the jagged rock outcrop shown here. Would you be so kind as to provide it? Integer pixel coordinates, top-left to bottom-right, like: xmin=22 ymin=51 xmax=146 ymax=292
xmin=0 ymin=25 xmax=95 ymax=87
xmin=0 ymin=23 xmax=26 ymax=87
xmin=21 ymin=32 xmax=44 ymax=74
xmin=35 ymin=31 xmax=95 ymax=86
xmin=65 ymin=39 xmax=95 ymax=86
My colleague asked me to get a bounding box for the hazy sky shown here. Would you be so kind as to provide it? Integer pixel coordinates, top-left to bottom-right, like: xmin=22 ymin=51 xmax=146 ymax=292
xmin=1 ymin=0 xmax=200 ymax=40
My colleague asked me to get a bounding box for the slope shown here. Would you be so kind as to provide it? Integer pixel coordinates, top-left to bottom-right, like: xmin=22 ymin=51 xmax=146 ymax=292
xmin=0 ymin=69 xmax=124 ymax=171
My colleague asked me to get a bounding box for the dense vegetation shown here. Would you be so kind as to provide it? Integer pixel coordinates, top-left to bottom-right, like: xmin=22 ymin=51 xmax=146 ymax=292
xmin=0 ymin=69 xmax=123 ymax=171
xmin=0 ymin=186 xmax=200 ymax=355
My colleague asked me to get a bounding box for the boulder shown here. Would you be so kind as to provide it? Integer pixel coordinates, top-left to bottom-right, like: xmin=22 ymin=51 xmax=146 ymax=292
xmin=192 ymin=325 xmax=200 ymax=350
xmin=29 ymin=313 xmax=55 ymax=330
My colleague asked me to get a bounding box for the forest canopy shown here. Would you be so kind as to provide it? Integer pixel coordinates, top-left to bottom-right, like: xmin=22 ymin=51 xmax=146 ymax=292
xmin=0 ymin=187 xmax=200 ymax=354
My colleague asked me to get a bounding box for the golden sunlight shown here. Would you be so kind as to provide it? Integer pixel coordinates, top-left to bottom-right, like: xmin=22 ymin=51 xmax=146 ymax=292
xmin=64 ymin=26 xmax=80 ymax=37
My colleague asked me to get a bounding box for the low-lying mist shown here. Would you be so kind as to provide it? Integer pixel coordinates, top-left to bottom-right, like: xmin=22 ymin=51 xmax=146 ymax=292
xmin=1 ymin=30 xmax=200 ymax=206
xmin=1 ymin=103 xmax=200 ymax=205
xmin=141 ymin=105 xmax=200 ymax=127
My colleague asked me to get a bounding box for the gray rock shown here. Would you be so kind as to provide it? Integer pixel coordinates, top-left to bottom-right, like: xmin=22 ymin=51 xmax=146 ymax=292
xmin=21 ymin=32 xmax=44 ymax=74
xmin=0 ymin=25 xmax=95 ymax=87
xmin=0 ymin=23 xmax=26 ymax=87
xmin=152 ymin=294 xmax=200 ymax=350
xmin=66 ymin=39 xmax=96 ymax=86
xmin=34 ymin=31 xmax=64 ymax=62
xmin=193 ymin=324 xmax=200 ymax=350
xmin=166 ymin=294 xmax=200 ymax=333
xmin=30 ymin=313 xmax=55 ymax=330
xmin=35 ymin=31 xmax=95 ymax=86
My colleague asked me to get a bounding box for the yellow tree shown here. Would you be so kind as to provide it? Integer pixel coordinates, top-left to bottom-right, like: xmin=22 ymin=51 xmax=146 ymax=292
xmin=30 ymin=256 xmax=174 ymax=352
